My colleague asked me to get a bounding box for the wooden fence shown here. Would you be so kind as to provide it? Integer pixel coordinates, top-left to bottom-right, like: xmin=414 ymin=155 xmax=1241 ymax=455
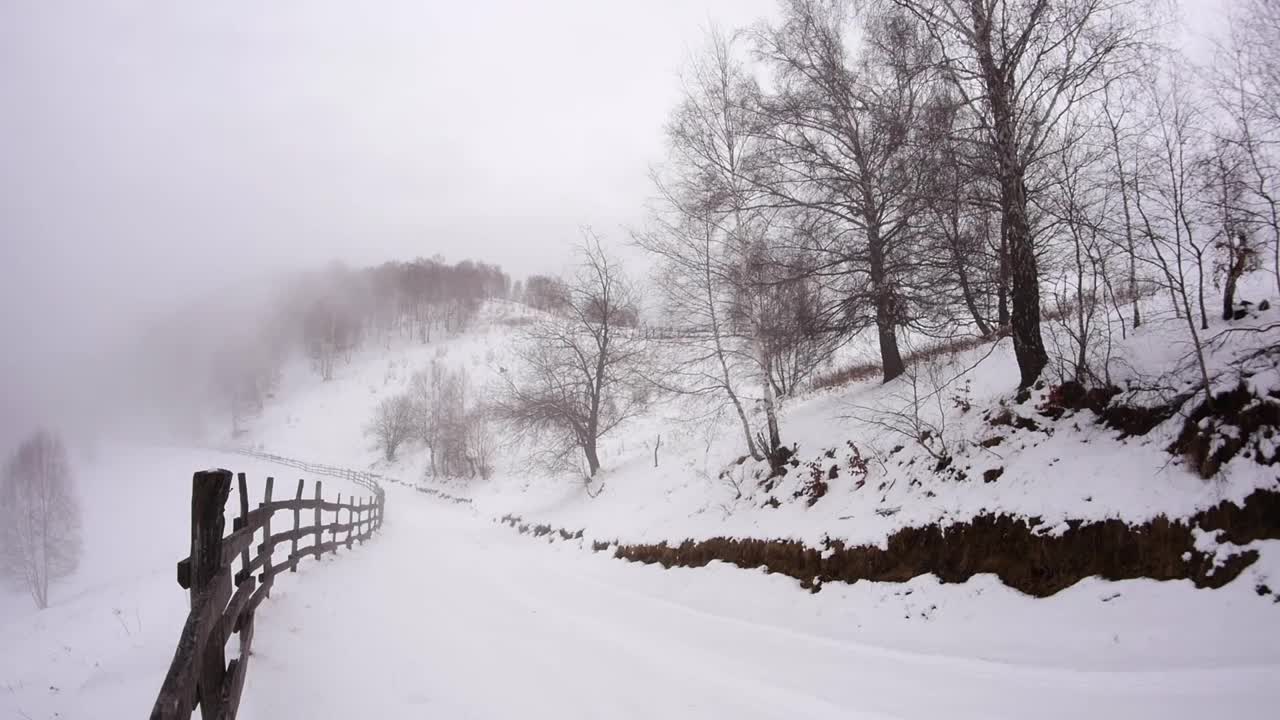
xmin=149 ymin=462 xmax=385 ymax=720
xmin=221 ymin=448 xmax=388 ymax=500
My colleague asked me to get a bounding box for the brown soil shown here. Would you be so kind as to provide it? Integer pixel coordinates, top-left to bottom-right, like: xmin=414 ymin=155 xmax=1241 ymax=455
xmin=611 ymin=489 xmax=1280 ymax=597
xmin=1170 ymin=382 xmax=1280 ymax=478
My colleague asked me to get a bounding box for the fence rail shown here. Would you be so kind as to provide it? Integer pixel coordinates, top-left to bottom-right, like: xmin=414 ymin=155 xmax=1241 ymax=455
xmin=150 ymin=457 xmax=385 ymax=720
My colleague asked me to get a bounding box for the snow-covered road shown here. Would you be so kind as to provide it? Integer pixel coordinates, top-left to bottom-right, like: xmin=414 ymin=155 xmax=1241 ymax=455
xmin=240 ymin=484 xmax=1278 ymax=720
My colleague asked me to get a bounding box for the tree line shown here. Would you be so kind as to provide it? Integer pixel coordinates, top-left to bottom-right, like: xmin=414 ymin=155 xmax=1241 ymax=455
xmin=496 ymin=0 xmax=1280 ymax=480
xmin=192 ymin=257 xmax=512 ymax=437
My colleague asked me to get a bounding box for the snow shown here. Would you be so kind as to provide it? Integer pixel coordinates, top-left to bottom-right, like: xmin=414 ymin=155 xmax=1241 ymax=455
xmin=244 ymin=484 xmax=1278 ymax=720
xmin=0 ymin=446 xmax=367 ymax=719
xmin=4 ymin=288 xmax=1280 ymax=718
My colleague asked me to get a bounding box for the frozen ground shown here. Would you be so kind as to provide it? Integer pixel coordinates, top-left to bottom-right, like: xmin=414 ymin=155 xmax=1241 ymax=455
xmin=241 ymin=481 xmax=1280 ymax=720
xmin=2 ymin=448 xmax=1277 ymax=719
xmin=0 ymin=446 xmax=367 ymax=720
xmin=5 ymin=287 xmax=1280 ymax=718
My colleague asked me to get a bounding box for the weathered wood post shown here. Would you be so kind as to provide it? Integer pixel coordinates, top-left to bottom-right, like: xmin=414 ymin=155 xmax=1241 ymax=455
xmin=291 ymin=479 xmax=303 ymax=571
xmin=333 ymin=492 xmax=342 ymax=555
xmin=313 ymin=480 xmax=322 ymax=558
xmin=190 ymin=469 xmax=232 ymax=713
xmin=235 ymin=473 xmax=250 ymax=584
xmin=261 ymin=476 xmax=274 ymax=597
xmin=345 ymin=497 xmax=355 ymax=549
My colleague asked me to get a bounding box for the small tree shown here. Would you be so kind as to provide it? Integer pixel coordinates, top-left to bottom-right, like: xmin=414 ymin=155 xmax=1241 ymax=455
xmin=463 ymin=408 xmax=496 ymax=480
xmin=367 ymin=394 xmax=415 ymax=461
xmin=0 ymin=430 xmax=82 ymax=610
xmin=495 ymin=234 xmax=649 ymax=478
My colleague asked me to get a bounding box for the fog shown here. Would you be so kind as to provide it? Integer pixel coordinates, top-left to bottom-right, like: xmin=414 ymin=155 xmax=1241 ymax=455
xmin=0 ymin=0 xmax=1232 ymax=453
xmin=0 ymin=0 xmax=778 ymax=448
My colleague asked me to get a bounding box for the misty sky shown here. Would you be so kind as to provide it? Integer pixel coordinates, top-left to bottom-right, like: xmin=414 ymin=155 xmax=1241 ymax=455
xmin=1 ymin=0 xmax=781 ymax=306
xmin=0 ymin=0 xmax=1225 ymax=446
xmin=0 ymin=0 xmax=778 ymax=438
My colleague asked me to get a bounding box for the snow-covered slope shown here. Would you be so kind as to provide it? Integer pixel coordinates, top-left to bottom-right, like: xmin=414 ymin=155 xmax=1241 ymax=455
xmin=6 ymin=286 xmax=1278 ymax=719
xmin=237 ymin=290 xmax=1278 ymax=559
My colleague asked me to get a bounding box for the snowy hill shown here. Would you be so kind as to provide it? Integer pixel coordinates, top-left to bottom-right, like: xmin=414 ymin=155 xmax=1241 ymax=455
xmin=235 ymin=293 xmax=1278 ymax=573
xmin=4 ymin=290 xmax=1279 ymax=719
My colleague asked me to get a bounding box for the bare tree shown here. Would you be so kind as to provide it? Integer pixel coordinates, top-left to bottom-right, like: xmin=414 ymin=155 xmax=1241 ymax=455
xmin=1199 ymin=137 xmax=1261 ymax=320
xmin=0 ymin=430 xmax=81 ymax=610
xmin=495 ymin=234 xmax=649 ymax=478
xmin=410 ymin=361 xmax=470 ymax=475
xmin=433 ymin=369 xmax=471 ymax=477
xmin=1133 ymin=64 xmax=1213 ymax=404
xmin=1101 ymin=77 xmax=1147 ymax=329
xmin=1041 ymin=115 xmax=1118 ymax=386
xmin=888 ymin=0 xmax=1150 ymax=387
xmin=408 ymin=361 xmax=495 ymax=479
xmin=758 ymin=270 xmax=845 ymax=396
xmin=642 ymin=29 xmax=789 ymax=467
xmin=753 ymin=0 xmax=939 ymax=383
xmin=1208 ymin=6 xmax=1280 ymax=296
xmin=635 ymin=205 xmax=770 ymax=462
xmin=366 ymin=394 xmax=415 ymax=461
xmin=409 ymin=361 xmax=447 ymax=472
xmin=918 ymin=95 xmax=1002 ymax=336
xmin=463 ymin=408 xmax=497 ymax=480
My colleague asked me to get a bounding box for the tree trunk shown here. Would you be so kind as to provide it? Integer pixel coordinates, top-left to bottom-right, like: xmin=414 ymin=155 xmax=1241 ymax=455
xmin=969 ymin=4 xmax=1047 ymax=387
xmin=1119 ymin=166 xmax=1140 ymax=328
xmin=990 ymin=97 xmax=1046 ymax=386
xmin=1006 ymin=181 xmax=1049 ymax=387
xmin=1106 ymin=105 xmax=1141 ymax=329
xmin=953 ymin=241 xmax=992 ymax=336
xmin=726 ymin=379 xmax=760 ymax=461
xmin=1223 ymin=235 xmax=1244 ymax=321
xmin=755 ymin=333 xmax=784 ymax=470
xmin=997 ymin=218 xmax=1010 ymax=329
xmin=1196 ymin=253 xmax=1209 ymax=330
xmin=583 ymin=440 xmax=601 ymax=477
xmin=867 ymin=225 xmax=905 ymax=382
xmin=705 ymin=245 xmax=762 ymax=461
xmin=1223 ymin=270 xmax=1238 ymax=321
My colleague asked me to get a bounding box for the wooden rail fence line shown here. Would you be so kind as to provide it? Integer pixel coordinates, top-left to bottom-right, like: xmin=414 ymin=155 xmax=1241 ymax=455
xmin=149 ymin=465 xmax=385 ymax=720
xmin=221 ymin=448 xmax=388 ymax=501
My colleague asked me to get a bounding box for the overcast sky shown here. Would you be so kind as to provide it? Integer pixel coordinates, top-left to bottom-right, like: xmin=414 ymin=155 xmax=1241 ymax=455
xmin=0 ymin=0 xmax=779 ymax=438
xmin=1 ymin=0 xmax=774 ymax=309
xmin=0 ymin=0 xmax=1226 ymax=446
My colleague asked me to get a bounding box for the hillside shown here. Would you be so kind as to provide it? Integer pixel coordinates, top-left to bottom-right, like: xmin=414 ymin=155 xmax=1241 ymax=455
xmin=3 ymin=288 xmax=1279 ymax=719
xmin=238 ymin=291 xmax=1279 ymax=568
xmin=220 ymin=282 xmax=1280 ymax=646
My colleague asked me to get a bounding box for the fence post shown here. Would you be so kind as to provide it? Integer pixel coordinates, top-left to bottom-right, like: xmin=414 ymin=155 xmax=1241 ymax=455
xmin=333 ymin=493 xmax=342 ymax=555
xmin=291 ymin=479 xmax=303 ymax=571
xmin=190 ymin=469 xmax=232 ymax=713
xmin=357 ymin=497 xmax=365 ymax=544
xmin=313 ymin=481 xmax=322 ymax=558
xmin=345 ymin=497 xmax=354 ymax=549
xmin=235 ymin=473 xmax=250 ymax=584
xmin=261 ymin=477 xmax=274 ymax=597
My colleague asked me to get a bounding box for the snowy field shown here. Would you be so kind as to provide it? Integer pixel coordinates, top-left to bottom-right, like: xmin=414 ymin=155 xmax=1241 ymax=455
xmin=0 ymin=446 xmax=368 ymax=719
xmin=1 ymin=447 xmax=1277 ymax=719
